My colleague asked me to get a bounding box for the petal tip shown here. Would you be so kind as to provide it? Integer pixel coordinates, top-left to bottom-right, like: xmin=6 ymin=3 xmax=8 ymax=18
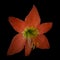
xmin=8 ymin=16 xmax=14 ymax=23
xmin=48 ymin=22 xmax=53 ymax=30
xmin=7 ymin=50 xmax=12 ymax=56
xmin=7 ymin=48 xmax=14 ymax=56
xmin=46 ymin=44 xmax=50 ymax=49
xmin=48 ymin=22 xmax=53 ymax=25
xmin=8 ymin=16 xmax=14 ymax=20
xmin=33 ymin=5 xmax=36 ymax=8
xmin=49 ymin=22 xmax=53 ymax=26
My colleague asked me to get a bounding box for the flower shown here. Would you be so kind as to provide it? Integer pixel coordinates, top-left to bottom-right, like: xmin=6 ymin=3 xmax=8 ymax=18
xmin=7 ymin=5 xmax=53 ymax=56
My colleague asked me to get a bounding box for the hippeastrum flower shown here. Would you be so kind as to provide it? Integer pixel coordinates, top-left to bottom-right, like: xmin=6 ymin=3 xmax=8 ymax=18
xmin=7 ymin=5 xmax=53 ymax=56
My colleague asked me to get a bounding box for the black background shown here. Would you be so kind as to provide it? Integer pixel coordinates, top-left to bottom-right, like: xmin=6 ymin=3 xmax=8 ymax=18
xmin=0 ymin=0 xmax=60 ymax=59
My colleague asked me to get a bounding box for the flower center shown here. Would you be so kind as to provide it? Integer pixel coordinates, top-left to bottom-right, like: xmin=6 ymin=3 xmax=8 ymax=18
xmin=22 ymin=27 xmax=39 ymax=39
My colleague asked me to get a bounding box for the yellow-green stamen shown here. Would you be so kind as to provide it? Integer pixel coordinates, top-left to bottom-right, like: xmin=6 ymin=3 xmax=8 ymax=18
xmin=22 ymin=27 xmax=39 ymax=39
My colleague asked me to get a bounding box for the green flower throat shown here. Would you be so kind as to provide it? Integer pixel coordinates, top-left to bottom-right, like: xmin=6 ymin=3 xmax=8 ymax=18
xmin=22 ymin=27 xmax=39 ymax=39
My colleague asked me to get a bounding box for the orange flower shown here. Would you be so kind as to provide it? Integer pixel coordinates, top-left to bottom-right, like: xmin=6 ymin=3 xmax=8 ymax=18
xmin=7 ymin=5 xmax=53 ymax=56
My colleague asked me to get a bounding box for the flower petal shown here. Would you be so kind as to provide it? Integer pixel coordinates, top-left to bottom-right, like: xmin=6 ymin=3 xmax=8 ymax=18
xmin=25 ymin=5 xmax=41 ymax=27
xmin=37 ymin=22 xmax=53 ymax=34
xmin=25 ymin=39 xmax=32 ymax=56
xmin=8 ymin=16 xmax=26 ymax=32
xmin=7 ymin=33 xmax=26 ymax=55
xmin=33 ymin=35 xmax=50 ymax=49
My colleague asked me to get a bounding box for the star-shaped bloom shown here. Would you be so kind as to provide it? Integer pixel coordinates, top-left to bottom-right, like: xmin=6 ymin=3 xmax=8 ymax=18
xmin=7 ymin=5 xmax=53 ymax=56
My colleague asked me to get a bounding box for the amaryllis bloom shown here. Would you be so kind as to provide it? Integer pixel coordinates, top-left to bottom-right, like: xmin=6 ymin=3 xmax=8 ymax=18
xmin=7 ymin=5 xmax=53 ymax=56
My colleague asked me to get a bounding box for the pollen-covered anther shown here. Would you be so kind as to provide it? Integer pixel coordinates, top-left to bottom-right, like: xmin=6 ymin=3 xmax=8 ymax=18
xmin=32 ymin=43 xmax=35 ymax=49
xmin=37 ymin=42 xmax=40 ymax=46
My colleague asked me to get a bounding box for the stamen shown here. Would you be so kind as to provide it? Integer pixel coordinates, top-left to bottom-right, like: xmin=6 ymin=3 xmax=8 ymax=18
xmin=32 ymin=44 xmax=35 ymax=49
xmin=27 ymin=38 xmax=32 ymax=48
xmin=27 ymin=39 xmax=31 ymax=46
xmin=37 ymin=42 xmax=39 ymax=46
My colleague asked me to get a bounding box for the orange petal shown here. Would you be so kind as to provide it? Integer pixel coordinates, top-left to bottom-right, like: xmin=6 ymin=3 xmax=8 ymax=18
xmin=7 ymin=33 xmax=26 ymax=55
xmin=25 ymin=5 xmax=41 ymax=27
xmin=37 ymin=22 xmax=53 ymax=34
xmin=25 ymin=39 xmax=32 ymax=56
xmin=8 ymin=16 xmax=26 ymax=32
xmin=33 ymin=35 xmax=50 ymax=49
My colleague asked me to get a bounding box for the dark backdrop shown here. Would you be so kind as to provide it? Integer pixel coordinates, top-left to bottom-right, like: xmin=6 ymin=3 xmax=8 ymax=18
xmin=0 ymin=0 xmax=60 ymax=59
